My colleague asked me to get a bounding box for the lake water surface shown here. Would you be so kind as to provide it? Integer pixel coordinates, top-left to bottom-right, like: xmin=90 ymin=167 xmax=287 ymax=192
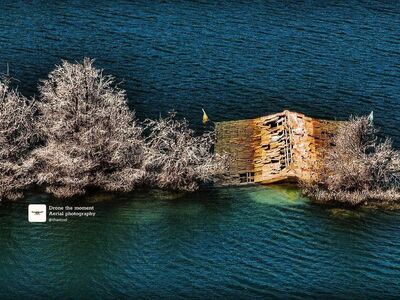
xmin=1 ymin=187 xmax=400 ymax=298
xmin=0 ymin=0 xmax=400 ymax=298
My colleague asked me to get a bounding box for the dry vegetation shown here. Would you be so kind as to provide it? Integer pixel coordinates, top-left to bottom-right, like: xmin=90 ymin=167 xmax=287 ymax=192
xmin=8 ymin=57 xmax=399 ymax=205
xmin=0 ymin=78 xmax=37 ymax=200
xmin=32 ymin=58 xmax=146 ymax=197
xmin=302 ymin=116 xmax=400 ymax=206
xmin=0 ymin=58 xmax=227 ymax=199
xmin=141 ymin=113 xmax=227 ymax=191
xmin=2 ymin=58 xmax=399 ymax=206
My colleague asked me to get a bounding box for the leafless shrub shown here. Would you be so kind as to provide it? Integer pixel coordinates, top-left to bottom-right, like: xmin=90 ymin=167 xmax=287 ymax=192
xmin=141 ymin=112 xmax=228 ymax=191
xmin=302 ymin=116 xmax=400 ymax=205
xmin=0 ymin=59 xmax=228 ymax=199
xmin=0 ymin=78 xmax=37 ymax=200
xmin=32 ymin=58 xmax=145 ymax=198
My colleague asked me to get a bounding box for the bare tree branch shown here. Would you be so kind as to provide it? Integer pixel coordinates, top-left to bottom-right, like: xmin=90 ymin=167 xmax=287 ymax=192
xmin=32 ymin=58 xmax=145 ymax=198
xmin=0 ymin=79 xmax=37 ymax=200
xmin=141 ymin=112 xmax=228 ymax=191
xmin=302 ymin=116 xmax=400 ymax=206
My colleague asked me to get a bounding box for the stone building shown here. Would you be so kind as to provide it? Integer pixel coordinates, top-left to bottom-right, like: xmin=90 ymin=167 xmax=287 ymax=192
xmin=215 ymin=110 xmax=341 ymax=185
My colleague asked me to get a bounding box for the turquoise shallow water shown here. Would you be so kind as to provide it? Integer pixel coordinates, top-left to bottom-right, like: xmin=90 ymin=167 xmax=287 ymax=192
xmin=1 ymin=187 xmax=400 ymax=298
xmin=1 ymin=0 xmax=400 ymax=298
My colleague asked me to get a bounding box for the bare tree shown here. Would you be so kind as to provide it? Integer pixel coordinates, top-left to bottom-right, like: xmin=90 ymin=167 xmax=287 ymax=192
xmin=302 ymin=116 xmax=400 ymax=205
xmin=0 ymin=59 xmax=227 ymax=199
xmin=33 ymin=58 xmax=144 ymax=198
xmin=0 ymin=78 xmax=37 ymax=200
xmin=142 ymin=112 xmax=227 ymax=191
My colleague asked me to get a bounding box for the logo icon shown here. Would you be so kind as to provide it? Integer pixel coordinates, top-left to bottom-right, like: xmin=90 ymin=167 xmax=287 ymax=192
xmin=28 ymin=204 xmax=47 ymax=222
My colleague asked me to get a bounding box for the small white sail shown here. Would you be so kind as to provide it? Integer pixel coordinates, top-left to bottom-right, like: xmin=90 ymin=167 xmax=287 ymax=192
xmin=368 ymin=111 xmax=374 ymax=123
xmin=202 ymin=108 xmax=209 ymax=124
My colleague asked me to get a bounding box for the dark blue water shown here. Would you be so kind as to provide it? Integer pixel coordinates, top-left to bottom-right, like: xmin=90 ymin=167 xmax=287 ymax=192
xmin=1 ymin=1 xmax=400 ymax=298
xmin=1 ymin=0 xmax=399 ymax=144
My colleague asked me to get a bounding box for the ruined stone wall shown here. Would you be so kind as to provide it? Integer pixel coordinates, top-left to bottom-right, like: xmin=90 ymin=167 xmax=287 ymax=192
xmin=215 ymin=111 xmax=341 ymax=186
xmin=285 ymin=111 xmax=340 ymax=183
xmin=215 ymin=119 xmax=256 ymax=185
